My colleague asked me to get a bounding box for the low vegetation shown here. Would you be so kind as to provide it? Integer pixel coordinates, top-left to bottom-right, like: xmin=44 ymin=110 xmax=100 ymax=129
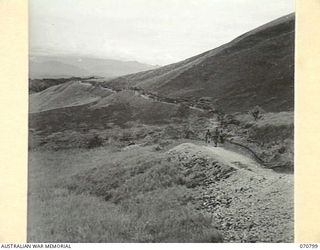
xmin=28 ymin=11 xmax=295 ymax=243
xmin=28 ymin=146 xmax=223 ymax=242
xmin=221 ymin=111 xmax=294 ymax=172
xmin=28 ymin=76 xmax=294 ymax=242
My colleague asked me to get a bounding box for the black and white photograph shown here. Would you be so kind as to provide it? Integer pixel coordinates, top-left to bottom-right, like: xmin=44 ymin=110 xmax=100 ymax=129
xmin=28 ymin=0 xmax=295 ymax=243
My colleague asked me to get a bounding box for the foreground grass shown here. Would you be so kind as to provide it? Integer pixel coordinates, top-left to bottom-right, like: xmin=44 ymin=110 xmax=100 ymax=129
xmin=28 ymin=146 xmax=222 ymax=242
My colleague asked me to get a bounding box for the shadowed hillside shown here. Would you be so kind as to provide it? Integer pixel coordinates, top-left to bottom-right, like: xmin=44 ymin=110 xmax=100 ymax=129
xmin=103 ymin=14 xmax=294 ymax=112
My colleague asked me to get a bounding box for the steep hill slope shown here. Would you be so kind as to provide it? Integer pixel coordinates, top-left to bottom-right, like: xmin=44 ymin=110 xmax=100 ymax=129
xmin=104 ymin=14 xmax=294 ymax=112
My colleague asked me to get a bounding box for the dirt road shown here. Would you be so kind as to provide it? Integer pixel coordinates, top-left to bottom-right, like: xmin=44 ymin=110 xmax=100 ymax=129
xmin=205 ymin=145 xmax=293 ymax=242
xmin=169 ymin=142 xmax=294 ymax=242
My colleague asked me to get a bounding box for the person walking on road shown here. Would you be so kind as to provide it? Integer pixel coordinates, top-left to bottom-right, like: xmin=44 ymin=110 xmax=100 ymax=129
xmin=213 ymin=127 xmax=220 ymax=147
xmin=219 ymin=128 xmax=225 ymax=144
xmin=205 ymin=129 xmax=211 ymax=144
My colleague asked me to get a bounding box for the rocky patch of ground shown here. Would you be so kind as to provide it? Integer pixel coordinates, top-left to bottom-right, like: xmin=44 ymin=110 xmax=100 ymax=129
xmin=168 ymin=143 xmax=294 ymax=242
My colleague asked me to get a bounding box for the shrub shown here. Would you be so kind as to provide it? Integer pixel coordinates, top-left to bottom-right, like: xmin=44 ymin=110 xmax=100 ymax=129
xmin=87 ymin=135 xmax=104 ymax=149
xmin=249 ymin=106 xmax=265 ymax=121
xmin=224 ymin=114 xmax=240 ymax=126
xmin=176 ymin=103 xmax=190 ymax=118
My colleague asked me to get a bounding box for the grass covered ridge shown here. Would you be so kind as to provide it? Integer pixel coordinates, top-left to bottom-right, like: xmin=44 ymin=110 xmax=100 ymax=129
xmin=28 ymin=146 xmax=223 ymax=242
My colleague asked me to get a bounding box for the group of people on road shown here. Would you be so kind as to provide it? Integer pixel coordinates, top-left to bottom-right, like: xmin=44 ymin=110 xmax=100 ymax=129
xmin=205 ymin=127 xmax=224 ymax=147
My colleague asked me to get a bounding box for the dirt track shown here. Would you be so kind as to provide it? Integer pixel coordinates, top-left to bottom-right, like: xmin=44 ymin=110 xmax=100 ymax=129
xmin=204 ymin=145 xmax=293 ymax=242
xmin=170 ymin=142 xmax=294 ymax=242
xmin=204 ymin=145 xmax=264 ymax=171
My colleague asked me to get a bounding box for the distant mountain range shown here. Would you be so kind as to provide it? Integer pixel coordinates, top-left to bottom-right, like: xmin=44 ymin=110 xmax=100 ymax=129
xmin=29 ymin=55 xmax=159 ymax=79
xmin=104 ymin=13 xmax=294 ymax=112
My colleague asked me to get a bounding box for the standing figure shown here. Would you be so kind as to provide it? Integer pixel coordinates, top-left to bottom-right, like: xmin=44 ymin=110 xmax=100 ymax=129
xmin=205 ymin=129 xmax=211 ymax=144
xmin=219 ymin=129 xmax=225 ymax=144
xmin=213 ymin=127 xmax=220 ymax=147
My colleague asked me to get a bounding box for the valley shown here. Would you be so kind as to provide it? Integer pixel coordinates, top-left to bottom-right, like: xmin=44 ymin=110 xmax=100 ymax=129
xmin=28 ymin=13 xmax=294 ymax=243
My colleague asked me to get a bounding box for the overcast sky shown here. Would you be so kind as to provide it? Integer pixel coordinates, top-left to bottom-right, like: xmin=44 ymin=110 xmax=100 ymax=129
xmin=29 ymin=0 xmax=294 ymax=65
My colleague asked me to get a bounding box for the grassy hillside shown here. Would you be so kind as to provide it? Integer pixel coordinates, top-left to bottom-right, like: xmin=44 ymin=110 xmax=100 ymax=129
xmin=28 ymin=145 xmax=223 ymax=242
xmin=103 ymin=14 xmax=294 ymax=112
xmin=29 ymin=77 xmax=98 ymax=93
xmin=28 ymin=142 xmax=293 ymax=242
xmin=28 ymin=14 xmax=294 ymax=243
xmin=29 ymin=90 xmax=203 ymax=137
xmin=29 ymin=81 xmax=113 ymax=113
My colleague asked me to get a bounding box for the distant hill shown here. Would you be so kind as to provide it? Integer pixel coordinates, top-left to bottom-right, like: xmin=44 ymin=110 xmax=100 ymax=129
xmin=104 ymin=14 xmax=295 ymax=112
xmin=29 ymin=81 xmax=113 ymax=113
xmin=29 ymin=81 xmax=201 ymax=134
xmin=29 ymin=55 xmax=159 ymax=79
